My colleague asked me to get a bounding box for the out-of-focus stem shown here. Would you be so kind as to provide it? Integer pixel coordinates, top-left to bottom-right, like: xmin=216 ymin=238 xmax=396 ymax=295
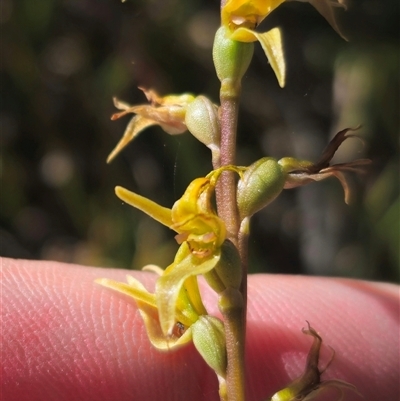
xmin=219 ymin=288 xmax=246 ymax=401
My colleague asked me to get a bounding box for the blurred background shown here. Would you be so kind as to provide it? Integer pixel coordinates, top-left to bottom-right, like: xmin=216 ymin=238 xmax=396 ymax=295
xmin=1 ymin=0 xmax=398 ymax=282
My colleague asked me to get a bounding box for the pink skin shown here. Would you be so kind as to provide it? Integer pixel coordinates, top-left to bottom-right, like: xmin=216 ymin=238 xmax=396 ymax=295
xmin=2 ymin=257 xmax=398 ymax=401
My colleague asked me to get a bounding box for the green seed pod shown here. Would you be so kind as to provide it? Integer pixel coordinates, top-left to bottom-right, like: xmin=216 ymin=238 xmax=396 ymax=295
xmin=185 ymin=96 xmax=220 ymax=150
xmin=213 ymin=26 xmax=254 ymax=85
xmin=192 ymin=316 xmax=227 ymax=378
xmin=237 ymin=157 xmax=286 ymax=220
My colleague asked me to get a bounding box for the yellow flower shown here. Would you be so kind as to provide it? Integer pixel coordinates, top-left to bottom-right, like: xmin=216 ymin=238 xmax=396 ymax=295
xmin=220 ymin=0 xmax=348 ymax=87
xmin=107 ymin=87 xmax=195 ymax=163
xmin=96 ymin=267 xmax=228 ymax=377
xmin=115 ymin=168 xmax=233 ymax=256
xmin=222 ymin=0 xmax=285 ymax=30
xmin=96 ymin=267 xmax=207 ymax=350
xmin=279 ymin=127 xmax=370 ymax=204
xmin=114 ymin=166 xmax=243 ymax=334
xmin=222 ymin=1 xmax=286 ymax=88
xmin=222 ymin=0 xmax=347 ymax=38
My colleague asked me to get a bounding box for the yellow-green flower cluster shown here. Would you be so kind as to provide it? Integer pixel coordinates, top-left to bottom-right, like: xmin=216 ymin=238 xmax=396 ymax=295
xmin=97 ymin=167 xmax=246 ymax=377
xmin=111 ymin=168 xmax=237 ymax=334
xmin=97 ymin=0 xmax=359 ymax=389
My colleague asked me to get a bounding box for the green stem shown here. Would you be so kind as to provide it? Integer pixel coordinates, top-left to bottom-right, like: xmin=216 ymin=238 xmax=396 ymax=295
xmin=219 ymin=288 xmax=246 ymax=401
xmin=217 ymin=80 xmax=240 ymax=245
xmin=215 ymin=78 xmax=247 ymax=401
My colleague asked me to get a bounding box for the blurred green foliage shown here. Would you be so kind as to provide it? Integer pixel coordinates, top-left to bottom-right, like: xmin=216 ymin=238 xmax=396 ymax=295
xmin=1 ymin=0 xmax=398 ymax=282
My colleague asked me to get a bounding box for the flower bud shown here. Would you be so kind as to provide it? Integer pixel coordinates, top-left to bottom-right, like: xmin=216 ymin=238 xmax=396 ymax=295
xmin=213 ymin=26 xmax=254 ymax=86
xmin=185 ymin=96 xmax=220 ymax=151
xmin=237 ymin=157 xmax=286 ymax=219
xmin=192 ymin=316 xmax=227 ymax=378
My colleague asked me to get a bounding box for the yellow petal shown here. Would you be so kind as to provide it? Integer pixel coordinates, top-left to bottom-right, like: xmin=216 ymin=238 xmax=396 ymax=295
xmin=142 ymin=264 xmax=165 ymax=275
xmin=108 ymin=91 xmax=194 ymax=162
xmin=224 ymin=0 xmax=282 ymax=18
xmin=179 ymin=275 xmax=208 ymax=317
xmin=171 ymin=176 xmax=227 ymax=252
xmin=112 ymin=97 xmax=132 ymax=110
xmin=222 ymin=0 xmax=285 ymax=28
xmin=173 ymin=283 xmax=205 ymax=328
xmin=125 ymin=274 xmax=199 ymax=328
xmin=156 ymin=243 xmax=221 ymax=335
xmin=254 ymin=28 xmax=286 ymax=88
xmin=156 ymin=93 xmax=196 ymax=107
xmin=107 ymin=116 xmax=156 ymax=163
xmin=142 ymin=308 xmax=193 ymax=351
xmin=172 ymin=177 xmax=209 ymax=220
xmin=138 ymin=87 xmax=195 ymax=107
xmin=95 ymin=277 xmax=156 ymax=306
xmin=172 ymin=167 xmax=242 ymax=229
xmin=96 ymin=275 xmax=195 ymax=350
xmin=128 ymin=284 xmax=194 ymax=351
xmin=130 ymin=104 xmax=187 ymax=134
xmin=229 ymin=26 xmax=259 ymax=43
xmin=115 ymin=186 xmax=173 ymax=228
xmin=230 ymin=27 xmax=286 ymax=87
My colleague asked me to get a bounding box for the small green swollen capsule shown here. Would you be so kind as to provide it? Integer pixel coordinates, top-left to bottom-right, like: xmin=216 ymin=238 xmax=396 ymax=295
xmin=192 ymin=315 xmax=227 ymax=378
xmin=185 ymin=96 xmax=220 ymax=156
xmin=237 ymin=157 xmax=286 ymax=220
xmin=213 ymin=25 xmax=254 ymax=92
